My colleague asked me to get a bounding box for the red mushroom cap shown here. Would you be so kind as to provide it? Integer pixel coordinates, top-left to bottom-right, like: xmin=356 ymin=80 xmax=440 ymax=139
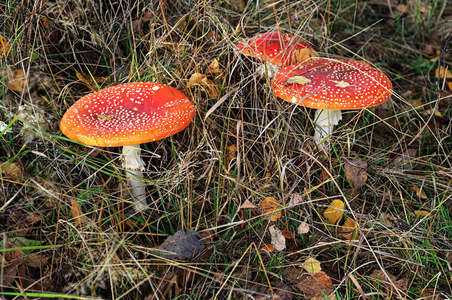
xmin=273 ymin=58 xmax=392 ymax=110
xmin=235 ymin=32 xmax=314 ymax=68
xmin=60 ymin=82 xmax=195 ymax=147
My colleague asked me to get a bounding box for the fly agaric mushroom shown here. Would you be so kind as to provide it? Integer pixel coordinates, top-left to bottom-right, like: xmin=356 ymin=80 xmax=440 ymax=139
xmin=60 ymin=82 xmax=195 ymax=211
xmin=273 ymin=58 xmax=392 ymax=150
xmin=235 ymin=32 xmax=318 ymax=78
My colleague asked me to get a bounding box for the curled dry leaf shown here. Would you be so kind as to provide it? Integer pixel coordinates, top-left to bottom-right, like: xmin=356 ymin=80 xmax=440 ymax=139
xmin=323 ymin=199 xmax=344 ymax=224
xmin=0 ymin=34 xmax=10 ymax=59
xmin=186 ymin=72 xmax=221 ymax=98
xmin=206 ymin=58 xmax=222 ymax=74
xmin=297 ymin=222 xmax=310 ymax=234
xmin=301 ymin=257 xmax=322 ymax=275
xmin=1 ymin=67 xmax=28 ymax=92
xmin=0 ymin=162 xmax=24 ymax=182
xmin=71 ymin=199 xmax=86 ymax=227
xmin=261 ymin=244 xmax=274 ymax=252
xmin=340 ymin=218 xmax=360 ymax=240
xmin=269 ymin=225 xmax=286 ymax=251
xmin=345 ymin=159 xmax=368 ymax=191
xmin=281 ymin=230 xmax=294 ymax=239
xmin=259 ymin=197 xmax=283 ymax=221
xmin=296 ymin=271 xmax=335 ymax=299
xmin=226 ymin=144 xmax=237 ymax=162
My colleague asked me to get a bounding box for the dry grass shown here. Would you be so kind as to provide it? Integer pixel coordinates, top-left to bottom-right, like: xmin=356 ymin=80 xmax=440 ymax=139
xmin=0 ymin=0 xmax=451 ymax=299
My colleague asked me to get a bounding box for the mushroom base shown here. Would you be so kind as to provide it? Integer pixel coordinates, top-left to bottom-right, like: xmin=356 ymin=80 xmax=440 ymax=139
xmin=313 ymin=109 xmax=343 ymax=150
xmin=122 ymin=145 xmax=148 ymax=211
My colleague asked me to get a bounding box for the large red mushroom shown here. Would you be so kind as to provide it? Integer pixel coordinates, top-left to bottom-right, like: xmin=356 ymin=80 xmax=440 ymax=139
xmin=235 ymin=32 xmax=317 ymax=77
xmin=273 ymin=58 xmax=392 ymax=150
xmin=60 ymin=82 xmax=195 ymax=211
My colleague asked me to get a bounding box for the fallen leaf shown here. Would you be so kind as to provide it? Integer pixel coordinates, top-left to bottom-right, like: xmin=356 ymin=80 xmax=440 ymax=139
xmin=368 ymin=269 xmax=408 ymax=294
xmin=0 ymin=162 xmax=24 ymax=182
xmin=259 ymin=197 xmax=283 ymax=221
xmin=186 ymin=72 xmax=221 ymax=98
xmin=289 ymin=193 xmax=303 ymax=207
xmin=323 ymin=199 xmax=344 ymax=224
xmin=301 ymin=257 xmax=322 ymax=274
xmin=345 ymin=159 xmax=368 ymax=191
xmin=2 ymin=67 xmax=28 ymax=92
xmin=4 ymin=240 xmax=25 ymax=267
xmin=152 ymin=229 xmax=204 ymax=259
xmin=380 ymin=212 xmax=402 ymax=227
xmin=281 ymin=230 xmax=294 ymax=239
xmin=269 ymin=225 xmax=286 ymax=251
xmin=0 ymin=34 xmax=10 ymax=59
xmin=340 ymin=218 xmax=360 ymax=240
xmin=71 ymin=199 xmax=86 ymax=227
xmin=389 ymin=149 xmax=416 ymax=170
xmin=435 ymin=66 xmax=452 ymax=79
xmin=261 ymin=244 xmax=274 ymax=252
xmin=206 ymin=58 xmax=222 ymax=74
xmin=409 ymin=185 xmax=427 ymax=199
xmin=25 ymin=253 xmax=48 ymax=268
xmin=414 ymin=210 xmax=430 ymax=218
xmin=76 ymin=70 xmax=108 ymax=91
xmin=297 ymin=222 xmax=310 ymax=234
xmin=294 ymin=48 xmax=313 ymax=63
xmin=240 ymin=200 xmax=256 ymax=209
xmin=226 ymin=144 xmax=237 ymax=162
xmin=296 ymin=271 xmax=334 ymax=299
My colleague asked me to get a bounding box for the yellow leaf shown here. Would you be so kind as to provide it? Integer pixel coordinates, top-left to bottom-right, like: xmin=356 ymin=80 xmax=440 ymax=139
xmin=301 ymin=257 xmax=322 ymax=274
xmin=414 ymin=210 xmax=430 ymax=218
xmin=323 ymin=199 xmax=344 ymax=224
xmin=293 ymin=48 xmax=313 ymax=63
xmin=0 ymin=34 xmax=10 ymax=59
xmin=186 ymin=72 xmax=204 ymax=88
xmin=340 ymin=218 xmax=360 ymax=240
xmin=259 ymin=197 xmax=283 ymax=221
xmin=2 ymin=68 xmax=28 ymax=92
xmin=186 ymin=72 xmax=221 ymax=98
xmin=206 ymin=58 xmax=222 ymax=74
xmin=435 ymin=66 xmax=452 ymax=79
xmin=226 ymin=144 xmax=237 ymax=162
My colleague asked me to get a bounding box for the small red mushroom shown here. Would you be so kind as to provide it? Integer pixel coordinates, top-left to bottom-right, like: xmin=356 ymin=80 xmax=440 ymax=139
xmin=235 ymin=32 xmax=317 ymax=77
xmin=273 ymin=58 xmax=392 ymax=150
xmin=60 ymin=82 xmax=195 ymax=211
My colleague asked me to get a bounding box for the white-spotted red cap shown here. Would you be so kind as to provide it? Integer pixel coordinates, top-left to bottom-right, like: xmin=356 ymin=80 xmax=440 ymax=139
xmin=273 ymin=58 xmax=392 ymax=110
xmin=60 ymin=82 xmax=195 ymax=147
xmin=235 ymin=32 xmax=314 ymax=68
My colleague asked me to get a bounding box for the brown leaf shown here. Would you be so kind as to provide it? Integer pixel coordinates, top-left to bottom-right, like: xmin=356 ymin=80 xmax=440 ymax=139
xmin=259 ymin=197 xmax=283 ymax=221
xmin=390 ymin=149 xmax=416 ymax=170
xmin=296 ymin=271 xmax=334 ymax=299
xmin=25 ymin=253 xmax=48 ymax=268
xmin=345 ymin=159 xmax=368 ymax=191
xmin=269 ymin=225 xmax=286 ymax=251
xmin=323 ymin=199 xmax=344 ymax=224
xmin=289 ymin=193 xmax=303 ymax=207
xmin=340 ymin=218 xmax=360 ymax=240
xmin=0 ymin=162 xmax=24 ymax=182
xmin=4 ymin=240 xmax=24 ymax=267
xmin=261 ymin=244 xmax=274 ymax=252
xmin=4 ymin=68 xmax=27 ymax=92
xmin=0 ymin=34 xmax=10 ymax=59
xmin=71 ymin=199 xmax=86 ymax=227
xmin=226 ymin=144 xmax=237 ymax=162
xmin=255 ymin=281 xmax=293 ymax=300
xmin=281 ymin=230 xmax=294 ymax=239
xmin=240 ymin=200 xmax=256 ymax=209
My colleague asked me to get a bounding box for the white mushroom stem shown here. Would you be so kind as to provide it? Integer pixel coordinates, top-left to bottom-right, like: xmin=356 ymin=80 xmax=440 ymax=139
xmin=313 ymin=109 xmax=342 ymax=151
xmin=122 ymin=144 xmax=147 ymax=211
